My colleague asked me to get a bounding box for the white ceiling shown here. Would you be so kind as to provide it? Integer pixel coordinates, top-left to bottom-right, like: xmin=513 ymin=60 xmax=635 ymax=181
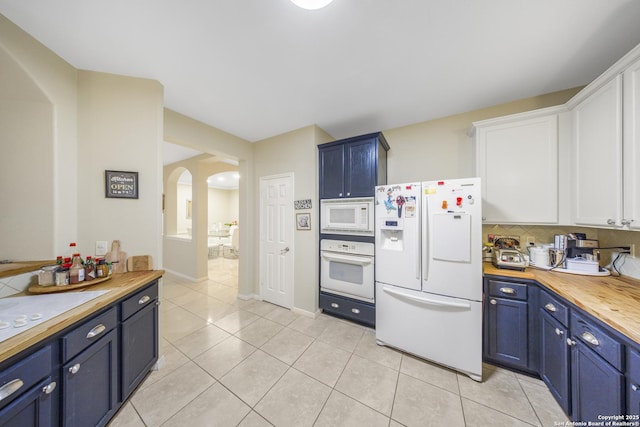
xmin=2 ymin=1 xmax=640 ymax=145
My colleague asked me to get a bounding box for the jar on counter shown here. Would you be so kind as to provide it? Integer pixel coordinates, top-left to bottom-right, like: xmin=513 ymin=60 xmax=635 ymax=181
xmin=37 ymin=265 xmax=58 ymax=286
xmin=69 ymin=254 xmax=85 ymax=284
xmin=85 ymin=256 xmax=96 ymax=280
xmin=96 ymin=258 xmax=108 ymax=278
xmin=56 ymin=264 xmax=70 ymax=286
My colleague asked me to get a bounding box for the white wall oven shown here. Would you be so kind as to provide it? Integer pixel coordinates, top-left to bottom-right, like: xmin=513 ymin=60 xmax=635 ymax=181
xmin=320 ymin=239 xmax=375 ymax=303
xmin=320 ymin=198 xmax=374 ymax=236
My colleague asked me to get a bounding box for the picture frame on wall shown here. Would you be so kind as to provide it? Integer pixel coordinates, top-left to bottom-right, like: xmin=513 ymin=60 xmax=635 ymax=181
xmin=105 ymin=170 xmax=139 ymax=199
xmin=296 ymin=213 xmax=311 ymax=230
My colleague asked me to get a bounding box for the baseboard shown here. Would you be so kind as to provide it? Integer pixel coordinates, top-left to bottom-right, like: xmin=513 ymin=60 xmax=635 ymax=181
xmin=237 ymin=292 xmax=259 ymax=301
xmin=291 ymin=306 xmax=321 ymax=319
xmin=163 ymin=269 xmax=207 ymax=283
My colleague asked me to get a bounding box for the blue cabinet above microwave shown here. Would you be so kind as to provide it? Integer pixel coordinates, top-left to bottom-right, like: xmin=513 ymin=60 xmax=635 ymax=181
xmin=318 ymin=132 xmax=389 ymax=199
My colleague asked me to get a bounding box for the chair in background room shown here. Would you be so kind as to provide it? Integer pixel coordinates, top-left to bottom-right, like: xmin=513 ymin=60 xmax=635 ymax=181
xmin=223 ymin=227 xmax=239 ymax=258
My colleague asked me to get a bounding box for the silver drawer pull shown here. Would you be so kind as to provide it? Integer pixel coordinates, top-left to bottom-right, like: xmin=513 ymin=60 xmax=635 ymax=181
xmin=42 ymin=381 xmax=57 ymax=395
xmin=499 ymin=287 xmax=516 ymax=295
xmin=0 ymin=379 xmax=24 ymax=401
xmin=632 ymin=384 xmax=639 ymax=392
xmin=138 ymin=295 xmax=150 ymax=305
xmin=490 ymin=299 xmax=497 ymax=305
xmin=351 ymin=308 xmax=360 ymax=314
xmin=555 ymin=328 xmax=564 ymax=336
xmin=86 ymin=324 xmax=106 ymax=339
xmin=581 ymin=331 xmax=600 ymax=346
xmin=566 ymin=338 xmax=576 ymax=346
xmin=544 ymin=303 xmax=557 ymax=312
xmin=331 ymin=303 xmax=339 ymax=308
xmin=69 ymin=364 xmax=81 ymax=375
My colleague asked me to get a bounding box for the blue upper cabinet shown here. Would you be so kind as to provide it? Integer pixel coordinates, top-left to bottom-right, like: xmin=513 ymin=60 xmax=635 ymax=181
xmin=319 ymin=132 xmax=389 ymax=199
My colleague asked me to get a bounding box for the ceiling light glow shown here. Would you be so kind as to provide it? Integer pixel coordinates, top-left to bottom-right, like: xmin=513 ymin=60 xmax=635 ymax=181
xmin=290 ymin=0 xmax=334 ymax=10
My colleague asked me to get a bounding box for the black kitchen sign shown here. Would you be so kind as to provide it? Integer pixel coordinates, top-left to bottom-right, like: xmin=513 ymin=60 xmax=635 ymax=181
xmin=105 ymin=170 xmax=139 ymax=199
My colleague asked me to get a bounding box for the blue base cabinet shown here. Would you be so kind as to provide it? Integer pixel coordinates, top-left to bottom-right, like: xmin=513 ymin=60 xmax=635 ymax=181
xmin=62 ymin=329 xmax=118 ymax=427
xmin=485 ymin=273 xmax=639 ymax=423
xmin=540 ymin=311 xmax=570 ymax=414
xmin=0 ymin=278 xmax=160 ymax=427
xmin=628 ymin=349 xmax=640 ymax=417
xmin=483 ymin=279 xmax=538 ymax=373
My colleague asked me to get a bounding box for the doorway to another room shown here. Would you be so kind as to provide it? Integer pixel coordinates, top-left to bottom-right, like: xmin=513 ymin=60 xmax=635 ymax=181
xmin=207 ymin=170 xmax=240 ymax=285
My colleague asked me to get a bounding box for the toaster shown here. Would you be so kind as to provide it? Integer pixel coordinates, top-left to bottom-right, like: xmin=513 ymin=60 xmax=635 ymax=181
xmin=492 ymin=248 xmax=527 ymax=271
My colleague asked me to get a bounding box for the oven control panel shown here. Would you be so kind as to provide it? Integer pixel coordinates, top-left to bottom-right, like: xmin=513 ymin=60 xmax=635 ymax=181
xmin=320 ymin=239 xmax=374 ymax=256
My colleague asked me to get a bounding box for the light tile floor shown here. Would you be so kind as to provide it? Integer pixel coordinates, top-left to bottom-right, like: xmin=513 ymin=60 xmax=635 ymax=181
xmin=109 ymin=257 xmax=569 ymax=427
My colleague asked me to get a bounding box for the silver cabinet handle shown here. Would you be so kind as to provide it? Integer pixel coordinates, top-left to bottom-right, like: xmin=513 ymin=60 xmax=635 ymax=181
xmin=544 ymin=303 xmax=557 ymax=312
xmin=280 ymin=247 xmax=290 ymax=255
xmin=621 ymin=218 xmax=632 ymax=226
xmin=138 ymin=295 xmax=150 ymax=305
xmin=0 ymin=379 xmax=24 ymax=402
xmin=490 ymin=299 xmax=497 ymax=305
xmin=346 ymin=192 xmax=351 ymax=196
xmin=69 ymin=364 xmax=81 ymax=375
xmin=566 ymin=338 xmax=576 ymax=346
xmin=581 ymin=331 xmax=600 ymax=346
xmin=555 ymin=328 xmax=564 ymax=336
xmin=338 ymin=193 xmax=343 ymax=197
xmin=330 ymin=302 xmax=339 ymax=308
xmin=86 ymin=324 xmax=106 ymax=339
xmin=351 ymin=308 xmax=360 ymax=314
xmin=632 ymin=384 xmax=639 ymax=392
xmin=607 ymin=219 xmax=616 ymax=225
xmin=42 ymin=381 xmax=57 ymax=395
xmin=499 ymin=287 xmax=516 ymax=295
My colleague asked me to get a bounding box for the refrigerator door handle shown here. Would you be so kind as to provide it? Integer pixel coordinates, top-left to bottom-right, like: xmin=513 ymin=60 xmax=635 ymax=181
xmin=382 ymin=286 xmax=471 ymax=309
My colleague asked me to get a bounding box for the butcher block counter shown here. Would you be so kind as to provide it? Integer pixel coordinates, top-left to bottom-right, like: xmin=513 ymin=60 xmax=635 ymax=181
xmin=0 ymin=270 xmax=164 ymax=364
xmin=483 ymin=263 xmax=640 ymax=345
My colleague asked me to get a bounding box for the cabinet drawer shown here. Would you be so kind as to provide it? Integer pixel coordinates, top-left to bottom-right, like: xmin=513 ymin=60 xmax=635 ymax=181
xmin=62 ymin=306 xmax=118 ymax=362
xmin=0 ymin=345 xmax=52 ymax=410
xmin=488 ymin=280 xmax=527 ymax=301
xmin=571 ymin=311 xmax=623 ymax=371
xmin=121 ymin=281 xmax=158 ymax=321
xmin=539 ymin=290 xmax=569 ymax=327
xmin=320 ymin=293 xmax=375 ymax=327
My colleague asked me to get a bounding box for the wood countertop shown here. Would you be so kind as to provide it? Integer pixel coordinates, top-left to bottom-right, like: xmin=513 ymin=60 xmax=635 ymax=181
xmin=0 ymin=270 xmax=164 ymax=364
xmin=0 ymin=260 xmax=56 ymax=279
xmin=484 ymin=263 xmax=640 ymax=345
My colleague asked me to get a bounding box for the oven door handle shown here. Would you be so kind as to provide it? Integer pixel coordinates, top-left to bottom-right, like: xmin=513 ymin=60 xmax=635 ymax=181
xmin=321 ymin=252 xmax=373 ymax=266
xmin=382 ymin=286 xmax=470 ymax=309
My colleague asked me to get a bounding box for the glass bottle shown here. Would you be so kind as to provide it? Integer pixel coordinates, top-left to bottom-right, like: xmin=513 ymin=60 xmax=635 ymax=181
xmin=85 ymin=255 xmax=96 ymax=280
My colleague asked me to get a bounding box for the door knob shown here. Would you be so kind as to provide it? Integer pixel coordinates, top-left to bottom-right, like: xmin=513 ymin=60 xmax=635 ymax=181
xmin=280 ymin=247 xmax=290 ymax=254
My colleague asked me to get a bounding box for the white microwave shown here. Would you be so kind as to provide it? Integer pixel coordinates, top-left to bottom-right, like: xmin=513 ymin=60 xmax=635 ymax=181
xmin=320 ymin=198 xmax=374 ymax=236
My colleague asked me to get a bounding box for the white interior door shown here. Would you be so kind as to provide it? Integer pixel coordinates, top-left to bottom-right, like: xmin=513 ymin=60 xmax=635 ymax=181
xmin=260 ymin=174 xmax=294 ymax=308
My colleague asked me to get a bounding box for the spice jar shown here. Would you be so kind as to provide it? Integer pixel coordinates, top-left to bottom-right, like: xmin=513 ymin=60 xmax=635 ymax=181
xmin=56 ymin=265 xmax=70 ymax=286
xmin=96 ymin=258 xmax=108 ymax=278
xmin=37 ymin=265 xmax=58 ymax=286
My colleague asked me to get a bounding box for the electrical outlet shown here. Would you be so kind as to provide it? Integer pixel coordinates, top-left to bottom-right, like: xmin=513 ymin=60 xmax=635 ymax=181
xmin=95 ymin=240 xmax=108 ymax=256
xmin=526 ymin=236 xmax=535 ymax=246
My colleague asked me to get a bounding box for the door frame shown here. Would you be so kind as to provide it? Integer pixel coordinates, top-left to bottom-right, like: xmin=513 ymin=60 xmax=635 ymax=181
xmin=259 ymin=173 xmax=294 ymax=308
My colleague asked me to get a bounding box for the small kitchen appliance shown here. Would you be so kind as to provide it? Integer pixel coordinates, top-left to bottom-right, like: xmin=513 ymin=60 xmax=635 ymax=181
xmin=491 ymin=236 xmax=527 ymax=271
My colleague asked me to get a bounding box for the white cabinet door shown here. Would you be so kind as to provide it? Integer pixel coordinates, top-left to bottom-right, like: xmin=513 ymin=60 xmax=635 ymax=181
xmin=474 ymin=111 xmax=559 ymax=224
xmin=571 ymin=76 xmax=623 ymax=227
xmin=624 ymin=57 xmax=640 ymax=230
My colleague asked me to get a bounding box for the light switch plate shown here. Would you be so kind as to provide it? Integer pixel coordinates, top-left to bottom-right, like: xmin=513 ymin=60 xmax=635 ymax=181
xmin=95 ymin=240 xmax=108 ymax=256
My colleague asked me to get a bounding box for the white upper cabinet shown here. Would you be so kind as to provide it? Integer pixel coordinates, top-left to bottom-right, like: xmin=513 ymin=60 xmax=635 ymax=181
xmin=623 ymin=56 xmax=640 ymax=230
xmin=472 ymin=108 xmax=562 ymax=224
xmin=570 ymin=76 xmax=623 ymax=227
xmin=567 ymin=42 xmax=640 ymax=230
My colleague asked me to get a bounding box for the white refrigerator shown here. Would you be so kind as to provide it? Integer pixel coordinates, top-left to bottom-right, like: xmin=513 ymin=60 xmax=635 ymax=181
xmin=374 ymin=178 xmax=483 ymax=381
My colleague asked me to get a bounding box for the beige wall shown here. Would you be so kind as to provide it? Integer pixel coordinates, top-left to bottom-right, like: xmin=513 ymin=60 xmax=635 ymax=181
xmin=77 ymin=71 xmax=164 ymax=265
xmin=253 ymin=125 xmax=333 ymax=314
xmin=383 ymin=88 xmax=583 ymax=184
xmin=0 ymin=14 xmax=77 ymax=260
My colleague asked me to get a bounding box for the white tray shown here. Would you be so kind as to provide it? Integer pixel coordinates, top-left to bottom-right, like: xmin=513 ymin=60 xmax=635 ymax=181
xmin=531 ymin=264 xmax=611 ymax=276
